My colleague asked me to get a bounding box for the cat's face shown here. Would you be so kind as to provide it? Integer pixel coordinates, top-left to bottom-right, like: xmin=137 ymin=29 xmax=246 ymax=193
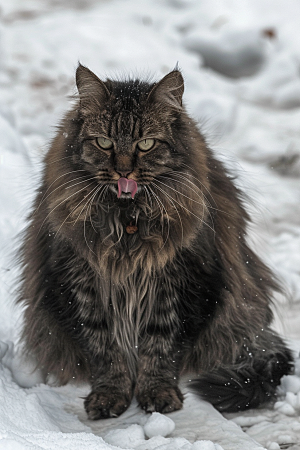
xmin=75 ymin=65 xmax=186 ymax=200
xmin=44 ymin=65 xmax=210 ymax=259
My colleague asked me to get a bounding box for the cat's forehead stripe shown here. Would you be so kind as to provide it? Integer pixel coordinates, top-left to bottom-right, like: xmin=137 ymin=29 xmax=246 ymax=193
xmin=110 ymin=110 xmax=141 ymax=140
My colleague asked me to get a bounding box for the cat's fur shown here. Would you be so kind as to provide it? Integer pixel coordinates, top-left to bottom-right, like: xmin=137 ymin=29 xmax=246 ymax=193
xmin=18 ymin=64 xmax=293 ymax=419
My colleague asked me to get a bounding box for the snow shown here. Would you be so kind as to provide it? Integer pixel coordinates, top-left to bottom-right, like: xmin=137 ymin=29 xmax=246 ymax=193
xmin=183 ymin=27 xmax=267 ymax=78
xmin=0 ymin=0 xmax=300 ymax=449
xmin=143 ymin=412 xmax=175 ymax=438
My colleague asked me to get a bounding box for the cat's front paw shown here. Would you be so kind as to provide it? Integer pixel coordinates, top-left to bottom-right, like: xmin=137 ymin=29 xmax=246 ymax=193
xmin=84 ymin=388 xmax=132 ymax=420
xmin=136 ymin=384 xmax=184 ymax=413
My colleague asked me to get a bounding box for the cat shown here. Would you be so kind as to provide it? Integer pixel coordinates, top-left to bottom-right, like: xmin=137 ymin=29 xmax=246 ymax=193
xmin=18 ymin=64 xmax=293 ymax=419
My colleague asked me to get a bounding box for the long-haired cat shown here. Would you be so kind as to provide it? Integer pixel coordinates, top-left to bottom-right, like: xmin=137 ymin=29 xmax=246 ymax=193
xmin=18 ymin=64 xmax=293 ymax=419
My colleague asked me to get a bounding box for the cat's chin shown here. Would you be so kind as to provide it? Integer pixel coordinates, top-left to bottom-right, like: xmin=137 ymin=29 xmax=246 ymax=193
xmin=118 ymin=192 xmax=136 ymax=200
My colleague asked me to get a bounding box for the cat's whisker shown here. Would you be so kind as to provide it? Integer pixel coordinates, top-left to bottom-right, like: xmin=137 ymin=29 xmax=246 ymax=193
xmin=39 ymin=175 xmax=97 ymax=212
xmin=158 ymin=174 xmax=207 ymax=206
xmin=158 ymin=170 xmax=232 ymax=232
xmin=46 ymin=155 xmax=75 ymax=165
xmin=53 ymin=183 xmax=101 ymax=238
xmin=160 ymin=171 xmax=215 ymax=223
xmin=82 ymin=186 xmax=105 ymax=256
xmin=147 ymin=185 xmax=167 ymax=227
xmin=165 ymin=171 xmax=233 ymax=218
xmin=147 ymin=186 xmax=171 ymax=250
xmin=173 ymin=164 xmax=218 ymax=206
xmin=38 ymin=181 xmax=96 ymax=235
xmin=101 ymin=185 xmax=110 ymax=205
xmin=159 ymin=173 xmax=216 ymax=230
xmin=163 ymin=169 xmax=216 ymax=208
xmin=151 ymin=183 xmax=184 ymax=247
xmin=65 ymin=176 xmax=97 ymax=190
xmin=142 ymin=185 xmax=161 ymax=220
xmin=162 ymin=171 xmax=207 ymax=199
xmin=179 ymin=161 xmax=203 ymax=178
xmin=152 ymin=181 xmax=215 ymax=235
xmin=73 ymin=184 xmax=103 ymax=227
xmin=154 ymin=178 xmax=207 ymax=210
xmin=143 ymin=186 xmax=154 ymax=219
xmin=87 ymin=185 xmax=108 ymax=233
xmin=37 ymin=170 xmax=89 ymax=210
xmin=89 ymin=186 xmax=107 ymax=232
xmin=178 ymin=163 xmax=228 ymax=218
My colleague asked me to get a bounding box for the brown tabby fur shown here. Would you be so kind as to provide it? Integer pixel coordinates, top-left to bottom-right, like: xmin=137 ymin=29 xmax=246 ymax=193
xmin=18 ymin=64 xmax=293 ymax=418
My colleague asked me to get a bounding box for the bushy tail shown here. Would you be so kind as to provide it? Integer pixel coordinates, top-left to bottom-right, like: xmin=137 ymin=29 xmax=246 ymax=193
xmin=190 ymin=347 xmax=294 ymax=412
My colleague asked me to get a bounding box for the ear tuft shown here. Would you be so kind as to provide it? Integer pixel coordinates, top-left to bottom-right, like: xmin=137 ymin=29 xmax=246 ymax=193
xmin=147 ymin=70 xmax=184 ymax=109
xmin=76 ymin=63 xmax=110 ymax=113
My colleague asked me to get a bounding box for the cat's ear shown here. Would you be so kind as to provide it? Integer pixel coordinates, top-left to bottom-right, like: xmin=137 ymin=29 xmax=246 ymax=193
xmin=76 ymin=64 xmax=110 ymax=114
xmin=147 ymin=70 xmax=184 ymax=109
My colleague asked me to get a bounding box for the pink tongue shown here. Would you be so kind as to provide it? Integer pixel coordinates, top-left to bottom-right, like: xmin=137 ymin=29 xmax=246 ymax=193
xmin=117 ymin=178 xmax=138 ymax=199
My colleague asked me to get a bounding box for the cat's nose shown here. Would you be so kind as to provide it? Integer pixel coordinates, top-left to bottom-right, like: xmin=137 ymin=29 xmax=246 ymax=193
xmin=117 ymin=170 xmax=132 ymax=178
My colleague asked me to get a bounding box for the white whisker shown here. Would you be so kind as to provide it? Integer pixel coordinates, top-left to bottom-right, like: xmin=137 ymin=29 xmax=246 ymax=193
xmin=148 ymin=186 xmax=171 ymax=251
xmin=150 ymin=183 xmax=184 ymax=246
xmin=54 ymin=183 xmax=101 ymax=238
xmin=38 ymin=181 xmax=96 ymax=235
xmin=158 ymin=173 xmax=216 ymax=229
xmin=171 ymin=164 xmax=217 ymax=206
xmin=87 ymin=185 xmax=108 ymax=233
xmin=152 ymin=181 xmax=215 ymax=235
xmin=155 ymin=177 xmax=206 ymax=208
xmin=73 ymin=184 xmax=102 ymax=227
xmin=164 ymin=171 xmax=233 ymax=218
xmin=83 ymin=186 xmax=105 ymax=255
xmin=37 ymin=170 xmax=88 ymax=210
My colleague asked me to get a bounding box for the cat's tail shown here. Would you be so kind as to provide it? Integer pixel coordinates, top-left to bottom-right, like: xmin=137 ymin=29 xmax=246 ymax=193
xmin=190 ymin=343 xmax=294 ymax=412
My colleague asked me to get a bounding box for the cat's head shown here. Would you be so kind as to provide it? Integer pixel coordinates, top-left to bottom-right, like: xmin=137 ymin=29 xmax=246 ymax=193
xmin=45 ymin=65 xmax=210 ymax=255
xmin=72 ymin=64 xmax=204 ymax=201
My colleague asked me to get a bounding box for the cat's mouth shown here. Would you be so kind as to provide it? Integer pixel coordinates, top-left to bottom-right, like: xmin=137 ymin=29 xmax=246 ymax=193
xmin=117 ymin=177 xmax=138 ymax=199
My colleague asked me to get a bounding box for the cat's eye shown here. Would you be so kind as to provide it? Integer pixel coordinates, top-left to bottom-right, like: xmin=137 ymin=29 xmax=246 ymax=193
xmin=137 ymin=138 xmax=155 ymax=152
xmin=96 ymin=137 xmax=113 ymax=150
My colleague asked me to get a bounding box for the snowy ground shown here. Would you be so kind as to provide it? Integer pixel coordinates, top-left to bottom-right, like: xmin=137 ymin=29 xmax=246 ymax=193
xmin=0 ymin=0 xmax=300 ymax=449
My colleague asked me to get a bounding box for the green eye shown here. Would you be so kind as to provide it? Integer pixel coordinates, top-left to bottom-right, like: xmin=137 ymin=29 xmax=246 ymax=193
xmin=96 ymin=137 xmax=113 ymax=150
xmin=137 ymin=138 xmax=155 ymax=151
